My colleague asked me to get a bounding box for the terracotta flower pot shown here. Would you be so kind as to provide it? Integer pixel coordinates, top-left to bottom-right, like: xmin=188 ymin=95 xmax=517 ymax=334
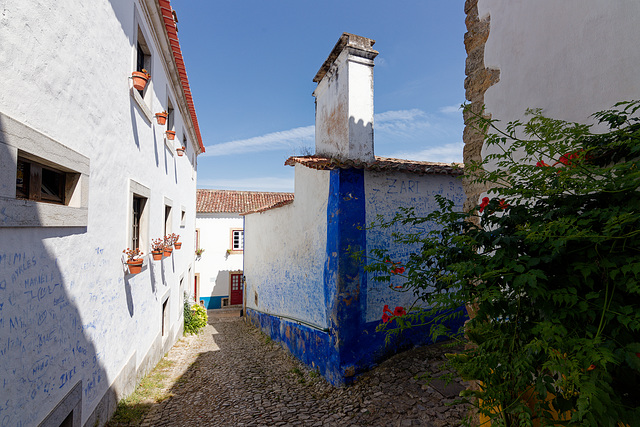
xmin=163 ymin=247 xmax=173 ymax=257
xmin=176 ymin=147 xmax=185 ymax=157
xmin=166 ymin=130 xmax=176 ymax=140
xmin=151 ymin=250 xmax=163 ymax=261
xmin=155 ymin=112 xmax=168 ymax=125
xmin=126 ymin=259 xmax=143 ymax=274
xmin=174 ymin=242 xmax=182 ymax=250
xmin=131 ymin=71 xmax=149 ymax=91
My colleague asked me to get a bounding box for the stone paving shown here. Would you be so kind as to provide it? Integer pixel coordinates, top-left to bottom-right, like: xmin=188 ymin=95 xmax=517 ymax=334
xmin=141 ymin=310 xmax=469 ymax=426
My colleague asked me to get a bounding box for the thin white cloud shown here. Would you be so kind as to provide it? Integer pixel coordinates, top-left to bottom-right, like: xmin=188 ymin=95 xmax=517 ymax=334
xmin=202 ymin=125 xmax=314 ymax=157
xmin=439 ymin=104 xmax=463 ymax=114
xmin=388 ymin=142 xmax=464 ymax=163
xmin=197 ymin=177 xmax=294 ymax=192
xmin=202 ymin=108 xmax=461 ymax=157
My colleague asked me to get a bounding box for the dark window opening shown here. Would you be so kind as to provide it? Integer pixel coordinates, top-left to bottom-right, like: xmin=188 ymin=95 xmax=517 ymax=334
xmin=132 ymin=196 xmax=144 ymax=251
xmin=16 ymin=157 xmax=67 ymax=205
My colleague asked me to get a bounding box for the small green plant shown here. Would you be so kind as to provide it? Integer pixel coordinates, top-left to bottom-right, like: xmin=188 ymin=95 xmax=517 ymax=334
xmin=367 ymin=101 xmax=640 ymax=426
xmin=290 ymin=367 xmax=305 ymax=384
xmin=183 ymin=297 xmax=207 ymax=335
xmin=106 ymin=357 xmax=174 ymax=425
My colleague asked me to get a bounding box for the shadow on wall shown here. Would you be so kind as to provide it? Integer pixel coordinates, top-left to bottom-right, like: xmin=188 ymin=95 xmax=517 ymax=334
xmin=200 ymin=270 xmax=235 ymax=309
xmin=0 ymin=129 xmax=111 ymax=426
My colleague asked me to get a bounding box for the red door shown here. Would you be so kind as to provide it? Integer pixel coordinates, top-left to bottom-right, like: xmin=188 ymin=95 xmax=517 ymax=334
xmin=230 ymin=273 xmax=243 ymax=305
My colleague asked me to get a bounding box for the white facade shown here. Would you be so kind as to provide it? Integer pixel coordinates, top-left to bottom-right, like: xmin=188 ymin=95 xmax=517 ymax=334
xmin=0 ymin=1 xmax=203 ymax=426
xmin=313 ymin=33 xmax=378 ymax=163
xmin=195 ymin=213 xmax=244 ymax=308
xmin=244 ymin=165 xmax=330 ymax=328
xmin=476 ymin=1 xmax=640 ymax=165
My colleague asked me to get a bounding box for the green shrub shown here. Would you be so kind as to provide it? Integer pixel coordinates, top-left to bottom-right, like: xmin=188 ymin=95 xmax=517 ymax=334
xmin=184 ymin=297 xmax=207 ymax=335
xmin=367 ymin=102 xmax=640 ymax=426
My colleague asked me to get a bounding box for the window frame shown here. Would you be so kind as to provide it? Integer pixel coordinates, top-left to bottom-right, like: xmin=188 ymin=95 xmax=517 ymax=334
xmin=0 ymin=112 xmax=89 ymax=228
xmin=229 ymin=228 xmax=244 ymax=253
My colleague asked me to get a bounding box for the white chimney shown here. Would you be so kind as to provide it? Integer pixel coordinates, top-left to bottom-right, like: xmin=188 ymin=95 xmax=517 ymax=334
xmin=313 ymin=33 xmax=378 ymax=162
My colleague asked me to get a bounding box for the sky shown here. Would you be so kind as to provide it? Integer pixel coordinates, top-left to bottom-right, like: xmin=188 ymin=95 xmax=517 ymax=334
xmin=173 ymin=1 xmax=467 ymax=192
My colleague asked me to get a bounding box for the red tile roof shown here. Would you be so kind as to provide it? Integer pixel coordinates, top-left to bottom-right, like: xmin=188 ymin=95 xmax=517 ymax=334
xmin=158 ymin=0 xmax=205 ymax=153
xmin=284 ymin=155 xmax=464 ymax=176
xmin=196 ymin=190 xmax=294 ymax=213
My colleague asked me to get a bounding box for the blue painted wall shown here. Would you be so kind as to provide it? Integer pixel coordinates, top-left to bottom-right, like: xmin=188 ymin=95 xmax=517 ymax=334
xmin=200 ymin=295 xmax=226 ymax=309
xmin=246 ymin=167 xmax=467 ymax=385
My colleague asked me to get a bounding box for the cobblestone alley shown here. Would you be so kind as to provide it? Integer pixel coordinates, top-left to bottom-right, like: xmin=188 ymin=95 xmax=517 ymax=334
xmin=140 ymin=310 xmax=468 ymax=426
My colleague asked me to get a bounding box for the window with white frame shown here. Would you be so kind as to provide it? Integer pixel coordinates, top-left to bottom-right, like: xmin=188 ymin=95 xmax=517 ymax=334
xmin=231 ymin=229 xmax=244 ymax=252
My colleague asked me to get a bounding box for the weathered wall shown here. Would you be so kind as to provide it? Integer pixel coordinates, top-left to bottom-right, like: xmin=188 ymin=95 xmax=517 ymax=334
xmin=244 ymin=165 xmax=330 ymax=329
xmin=194 ymin=213 xmax=243 ymax=308
xmin=0 ymin=1 xmax=198 ymax=425
xmin=463 ymin=0 xmax=640 ymax=205
xmin=364 ymin=172 xmax=465 ymax=322
xmin=313 ymin=34 xmax=377 ymax=163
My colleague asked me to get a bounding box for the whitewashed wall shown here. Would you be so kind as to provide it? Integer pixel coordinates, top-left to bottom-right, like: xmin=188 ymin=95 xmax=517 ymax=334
xmin=244 ymin=165 xmax=330 ymax=329
xmin=477 ymin=1 xmax=640 ymax=166
xmin=0 ymin=1 xmax=198 ymax=425
xmin=195 ymin=213 xmax=244 ymax=307
xmin=364 ymin=172 xmax=465 ymax=322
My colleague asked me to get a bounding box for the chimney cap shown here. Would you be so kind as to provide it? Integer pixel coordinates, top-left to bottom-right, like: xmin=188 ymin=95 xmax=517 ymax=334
xmin=313 ymin=32 xmax=378 ymax=83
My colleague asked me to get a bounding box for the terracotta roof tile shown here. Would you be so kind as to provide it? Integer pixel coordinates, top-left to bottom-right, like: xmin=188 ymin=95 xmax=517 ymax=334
xmin=159 ymin=1 xmax=205 ymax=153
xmin=284 ymin=155 xmax=464 ymax=176
xmin=196 ymin=189 xmax=294 ymax=214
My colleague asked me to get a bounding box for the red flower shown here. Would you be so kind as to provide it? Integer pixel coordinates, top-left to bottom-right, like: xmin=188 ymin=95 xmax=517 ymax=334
xmin=383 ymin=305 xmax=393 ymax=315
xmin=587 ymin=364 xmax=596 ymax=371
xmin=498 ymin=199 xmax=509 ymax=210
xmin=557 ymin=151 xmax=581 ymax=167
xmin=391 ymin=266 xmax=405 ymax=275
xmin=536 ymin=160 xmax=551 ymax=167
xmin=394 ymin=285 xmax=404 ymax=289
xmin=393 ymin=306 xmax=406 ymax=316
xmin=382 ymin=312 xmax=391 ymax=323
xmin=384 ymin=259 xmax=391 ymax=264
xmin=636 ymin=352 xmax=640 ymax=358
xmin=479 ymin=197 xmax=490 ymax=213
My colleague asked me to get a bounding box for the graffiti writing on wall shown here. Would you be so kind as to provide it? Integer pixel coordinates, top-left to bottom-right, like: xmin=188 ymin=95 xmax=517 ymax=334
xmin=364 ymin=173 xmax=465 ymax=323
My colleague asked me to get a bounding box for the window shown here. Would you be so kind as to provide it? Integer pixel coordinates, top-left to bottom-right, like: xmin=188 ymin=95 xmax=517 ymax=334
xmin=129 ymin=180 xmax=150 ymax=252
xmin=131 ymin=196 xmax=145 ymax=250
xmin=130 ymin=22 xmax=153 ymax=121
xmin=180 ymin=206 xmax=186 ymax=227
xmin=164 ymin=198 xmax=173 ymax=236
xmin=1 ymin=112 xmax=89 ymax=228
xmin=167 ymin=100 xmax=175 ymax=132
xmin=16 ymin=156 xmax=69 ymax=204
xmin=136 ymin=27 xmax=151 ymax=98
xmin=231 ymin=229 xmax=244 ymax=252
xmin=162 ymin=297 xmax=169 ymax=337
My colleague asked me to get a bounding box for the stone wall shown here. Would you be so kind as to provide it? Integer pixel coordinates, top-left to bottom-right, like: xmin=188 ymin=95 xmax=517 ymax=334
xmin=462 ymin=0 xmax=499 ymax=213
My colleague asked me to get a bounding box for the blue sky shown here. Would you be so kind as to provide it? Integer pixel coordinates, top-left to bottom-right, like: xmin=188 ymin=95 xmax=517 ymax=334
xmin=174 ymin=1 xmax=466 ymax=192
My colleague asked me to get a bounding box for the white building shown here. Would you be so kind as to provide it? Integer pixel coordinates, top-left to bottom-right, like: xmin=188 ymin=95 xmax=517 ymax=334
xmin=243 ymin=33 xmax=465 ymax=385
xmin=463 ymin=0 xmax=640 ymax=207
xmin=195 ymin=190 xmax=294 ymax=309
xmin=0 ymin=1 xmax=204 ymax=425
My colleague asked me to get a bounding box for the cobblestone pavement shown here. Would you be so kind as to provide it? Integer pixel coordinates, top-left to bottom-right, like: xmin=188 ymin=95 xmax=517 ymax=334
xmin=141 ymin=311 xmax=469 ymax=426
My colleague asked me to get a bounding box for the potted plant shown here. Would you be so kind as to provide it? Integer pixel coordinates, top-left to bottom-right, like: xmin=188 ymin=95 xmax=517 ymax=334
xmin=131 ymin=69 xmax=150 ymax=91
xmin=123 ymin=247 xmax=144 ymax=274
xmin=163 ymin=233 xmax=178 ymax=256
xmin=155 ymin=111 xmax=168 ymax=125
xmin=174 ymin=235 xmax=182 ymax=249
xmin=165 ymin=130 xmax=176 ymax=140
xmin=151 ymin=238 xmax=164 ymax=260
xmin=176 ymin=146 xmax=185 ymax=157
xmin=195 ymin=248 xmax=205 ymax=257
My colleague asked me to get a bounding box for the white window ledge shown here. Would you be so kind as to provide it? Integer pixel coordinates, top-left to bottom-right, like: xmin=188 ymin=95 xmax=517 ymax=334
xmin=130 ymin=87 xmax=153 ymax=123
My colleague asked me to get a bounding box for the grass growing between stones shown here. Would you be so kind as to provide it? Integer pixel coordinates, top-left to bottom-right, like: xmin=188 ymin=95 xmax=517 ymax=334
xmin=106 ymin=357 xmax=175 ymax=426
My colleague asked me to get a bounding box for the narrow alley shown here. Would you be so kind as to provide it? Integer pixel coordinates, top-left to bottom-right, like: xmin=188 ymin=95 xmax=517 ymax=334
xmin=139 ymin=310 xmax=468 ymax=427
